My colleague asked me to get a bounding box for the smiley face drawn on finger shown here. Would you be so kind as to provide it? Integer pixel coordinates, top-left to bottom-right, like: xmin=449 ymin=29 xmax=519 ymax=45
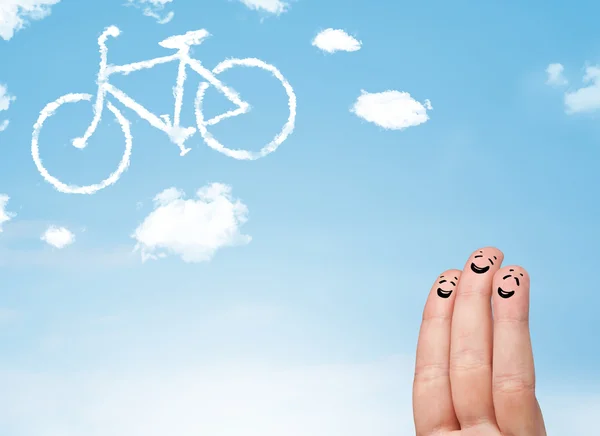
xmin=497 ymin=268 xmax=524 ymax=299
xmin=470 ymin=249 xmax=498 ymax=274
xmin=437 ymin=274 xmax=459 ymax=299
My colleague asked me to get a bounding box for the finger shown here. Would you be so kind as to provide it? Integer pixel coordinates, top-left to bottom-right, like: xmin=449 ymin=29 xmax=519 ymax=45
xmin=450 ymin=247 xmax=503 ymax=430
xmin=535 ymin=399 xmax=548 ymax=435
xmin=492 ymin=266 xmax=542 ymax=435
xmin=413 ymin=269 xmax=461 ymax=435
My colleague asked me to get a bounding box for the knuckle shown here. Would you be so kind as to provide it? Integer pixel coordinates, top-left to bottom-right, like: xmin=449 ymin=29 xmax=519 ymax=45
xmin=494 ymin=315 xmax=530 ymax=325
xmin=457 ymin=285 xmax=491 ymax=298
xmin=414 ymin=361 xmax=449 ymax=383
xmin=421 ymin=312 xmax=451 ymax=323
xmin=493 ymin=372 xmax=536 ymax=395
xmin=450 ymin=348 xmax=491 ymax=373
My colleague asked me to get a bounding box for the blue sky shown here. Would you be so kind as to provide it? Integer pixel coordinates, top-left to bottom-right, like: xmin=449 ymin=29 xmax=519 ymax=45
xmin=0 ymin=0 xmax=599 ymax=434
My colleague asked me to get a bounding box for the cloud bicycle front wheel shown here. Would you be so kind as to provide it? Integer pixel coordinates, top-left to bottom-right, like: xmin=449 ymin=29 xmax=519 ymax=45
xmin=31 ymin=93 xmax=133 ymax=194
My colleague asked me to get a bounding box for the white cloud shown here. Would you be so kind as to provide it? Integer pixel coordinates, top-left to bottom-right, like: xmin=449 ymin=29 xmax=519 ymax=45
xmin=0 ymin=83 xmax=15 ymax=131
xmin=0 ymin=0 xmax=60 ymax=40
xmin=0 ymin=84 xmax=15 ymax=112
xmin=126 ymin=0 xmax=174 ymax=24
xmin=564 ymin=65 xmax=600 ymax=114
xmin=312 ymin=28 xmax=361 ymax=53
xmin=41 ymin=225 xmax=75 ymax=249
xmin=0 ymin=194 xmax=15 ymax=232
xmin=546 ymin=63 xmax=568 ymax=86
xmin=132 ymin=183 xmax=251 ymax=263
xmin=351 ymin=90 xmax=432 ymax=130
xmin=239 ymin=0 xmax=288 ymax=14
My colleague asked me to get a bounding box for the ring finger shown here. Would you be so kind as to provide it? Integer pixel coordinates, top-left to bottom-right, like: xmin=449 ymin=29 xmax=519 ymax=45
xmin=492 ymin=266 xmax=545 ymax=435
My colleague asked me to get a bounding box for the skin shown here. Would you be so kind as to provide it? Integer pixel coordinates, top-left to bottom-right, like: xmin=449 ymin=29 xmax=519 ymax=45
xmin=412 ymin=247 xmax=547 ymax=436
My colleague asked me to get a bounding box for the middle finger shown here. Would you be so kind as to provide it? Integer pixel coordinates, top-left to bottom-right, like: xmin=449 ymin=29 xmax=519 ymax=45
xmin=450 ymin=246 xmax=503 ymax=431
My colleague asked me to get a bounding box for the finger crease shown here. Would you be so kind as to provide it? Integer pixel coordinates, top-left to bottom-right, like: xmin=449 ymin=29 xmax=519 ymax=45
xmin=493 ymin=373 xmax=536 ymax=394
xmin=414 ymin=364 xmax=450 ymax=385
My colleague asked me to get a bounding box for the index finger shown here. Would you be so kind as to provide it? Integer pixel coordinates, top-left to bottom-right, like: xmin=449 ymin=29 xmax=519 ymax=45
xmin=413 ymin=269 xmax=461 ymax=435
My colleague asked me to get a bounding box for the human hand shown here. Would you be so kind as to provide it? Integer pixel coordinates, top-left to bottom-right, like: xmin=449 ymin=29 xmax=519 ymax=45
xmin=412 ymin=247 xmax=547 ymax=435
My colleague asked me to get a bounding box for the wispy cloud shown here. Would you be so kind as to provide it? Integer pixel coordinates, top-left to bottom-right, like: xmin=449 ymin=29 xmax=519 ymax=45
xmin=0 ymin=351 xmax=596 ymax=435
xmin=238 ymin=0 xmax=288 ymax=15
xmin=0 ymin=354 xmax=416 ymax=436
xmin=0 ymin=0 xmax=60 ymax=41
xmin=0 ymin=85 xmax=15 ymax=112
xmin=0 ymin=194 xmax=15 ymax=232
xmin=351 ymin=90 xmax=432 ymax=130
xmin=0 ymin=83 xmax=16 ymax=131
xmin=126 ymin=0 xmax=174 ymax=24
xmin=312 ymin=29 xmax=361 ymax=53
xmin=41 ymin=225 xmax=75 ymax=249
xmin=546 ymin=63 xmax=568 ymax=86
xmin=564 ymin=65 xmax=600 ymax=114
xmin=132 ymin=183 xmax=251 ymax=263
xmin=0 ymin=244 xmax=136 ymax=269
xmin=0 ymin=219 xmax=133 ymax=269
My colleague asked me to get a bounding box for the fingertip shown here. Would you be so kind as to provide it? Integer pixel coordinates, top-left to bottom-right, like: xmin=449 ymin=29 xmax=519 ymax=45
xmin=479 ymin=246 xmax=504 ymax=261
xmin=493 ymin=265 xmax=531 ymax=316
xmin=464 ymin=247 xmax=504 ymax=272
xmin=422 ymin=269 xmax=460 ymax=319
xmin=432 ymin=269 xmax=461 ymax=299
xmin=493 ymin=265 xmax=530 ymax=290
xmin=469 ymin=246 xmax=503 ymax=256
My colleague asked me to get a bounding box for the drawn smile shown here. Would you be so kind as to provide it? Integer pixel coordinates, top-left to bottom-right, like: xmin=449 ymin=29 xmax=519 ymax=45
xmin=436 ymin=275 xmax=458 ymax=299
xmin=470 ymin=263 xmax=490 ymax=274
xmin=497 ymin=287 xmax=515 ymax=299
xmin=437 ymin=288 xmax=453 ymax=298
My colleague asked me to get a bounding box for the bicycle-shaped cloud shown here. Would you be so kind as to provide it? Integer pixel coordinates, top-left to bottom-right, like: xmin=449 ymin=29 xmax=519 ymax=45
xmin=31 ymin=26 xmax=297 ymax=194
